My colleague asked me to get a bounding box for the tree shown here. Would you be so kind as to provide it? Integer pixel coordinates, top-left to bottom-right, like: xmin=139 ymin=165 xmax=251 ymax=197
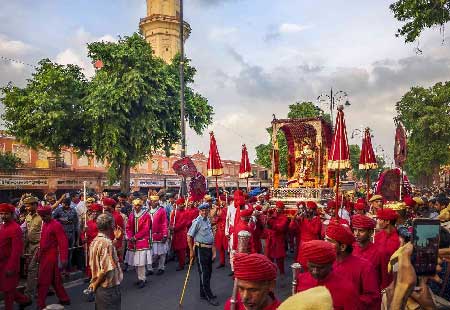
xmin=255 ymin=101 xmax=329 ymax=176
xmin=390 ymin=0 xmax=450 ymax=43
xmin=1 ymin=59 xmax=90 ymax=157
xmin=0 ymin=152 xmax=23 ymax=172
xmin=86 ymin=33 xmax=213 ymax=192
xmin=395 ymin=82 xmax=450 ymax=185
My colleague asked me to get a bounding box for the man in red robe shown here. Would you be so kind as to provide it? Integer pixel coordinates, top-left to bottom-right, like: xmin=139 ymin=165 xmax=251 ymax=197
xmin=354 ymin=200 xmax=367 ymax=215
xmin=374 ymin=208 xmax=400 ymax=288
xmin=80 ymin=203 xmax=103 ymax=280
xmin=102 ymin=198 xmax=125 ymax=262
xmin=213 ymin=196 xmax=228 ymax=268
xmin=267 ymin=201 xmax=288 ymax=275
xmin=232 ymin=207 xmax=255 ymax=252
xmin=289 ymin=201 xmax=322 ymax=262
xmin=170 ymin=198 xmax=189 ymax=271
xmin=224 ymin=253 xmax=280 ymax=310
xmin=252 ymin=205 xmax=264 ymax=254
xmin=0 ymin=203 xmax=31 ymax=310
xmin=325 ymin=222 xmax=380 ymax=310
xmin=352 ymin=214 xmax=384 ymax=290
xmin=36 ymin=205 xmax=70 ymax=310
xmin=296 ymin=240 xmax=360 ymax=310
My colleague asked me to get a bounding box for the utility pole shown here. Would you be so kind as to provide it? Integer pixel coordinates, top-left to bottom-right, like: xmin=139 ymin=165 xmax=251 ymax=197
xmin=179 ymin=0 xmax=187 ymax=196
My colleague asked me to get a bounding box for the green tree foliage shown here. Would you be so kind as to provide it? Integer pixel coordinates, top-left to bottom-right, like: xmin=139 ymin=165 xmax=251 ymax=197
xmin=0 ymin=152 xmax=23 ymax=172
xmin=86 ymin=33 xmax=213 ymax=191
xmin=395 ymin=82 xmax=450 ymax=184
xmin=255 ymin=102 xmax=328 ymax=176
xmin=1 ymin=59 xmax=90 ymax=155
xmin=349 ymin=144 xmax=386 ymax=183
xmin=390 ymin=0 xmax=450 ymax=43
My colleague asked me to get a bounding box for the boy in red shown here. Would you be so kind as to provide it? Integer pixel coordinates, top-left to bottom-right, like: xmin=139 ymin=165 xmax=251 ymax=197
xmin=267 ymin=201 xmax=288 ymax=275
xmin=170 ymin=198 xmax=189 ymax=271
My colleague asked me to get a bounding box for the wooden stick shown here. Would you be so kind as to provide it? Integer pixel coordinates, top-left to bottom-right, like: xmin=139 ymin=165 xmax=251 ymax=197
xmin=179 ymin=259 xmax=193 ymax=309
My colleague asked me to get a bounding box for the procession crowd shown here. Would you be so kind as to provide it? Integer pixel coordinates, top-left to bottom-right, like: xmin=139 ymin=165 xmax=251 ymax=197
xmin=1 ymin=187 xmax=450 ymax=310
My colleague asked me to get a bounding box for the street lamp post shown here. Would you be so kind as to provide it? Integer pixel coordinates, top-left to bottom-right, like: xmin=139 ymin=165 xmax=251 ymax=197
xmin=317 ymin=88 xmax=350 ymax=127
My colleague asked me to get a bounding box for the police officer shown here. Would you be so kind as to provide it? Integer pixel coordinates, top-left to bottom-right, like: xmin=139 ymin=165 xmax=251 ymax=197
xmin=187 ymin=203 xmax=219 ymax=306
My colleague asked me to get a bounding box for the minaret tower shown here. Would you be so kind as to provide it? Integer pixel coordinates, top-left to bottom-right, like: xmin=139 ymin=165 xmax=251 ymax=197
xmin=139 ymin=0 xmax=191 ymax=63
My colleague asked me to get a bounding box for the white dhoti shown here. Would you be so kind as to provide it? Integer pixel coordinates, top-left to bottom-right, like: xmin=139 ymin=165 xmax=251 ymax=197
xmin=125 ymin=249 xmax=152 ymax=267
xmin=151 ymin=241 xmax=168 ymax=271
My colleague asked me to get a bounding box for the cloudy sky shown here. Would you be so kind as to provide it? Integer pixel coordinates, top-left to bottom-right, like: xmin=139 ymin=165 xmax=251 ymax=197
xmin=1 ymin=0 xmax=450 ymax=164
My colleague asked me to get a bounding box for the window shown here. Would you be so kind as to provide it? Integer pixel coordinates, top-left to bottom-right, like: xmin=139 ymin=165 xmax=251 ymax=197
xmin=12 ymin=144 xmax=30 ymax=163
xmin=77 ymin=155 xmax=89 ymax=167
xmin=162 ymin=160 xmax=169 ymax=171
xmin=152 ymin=160 xmax=159 ymax=171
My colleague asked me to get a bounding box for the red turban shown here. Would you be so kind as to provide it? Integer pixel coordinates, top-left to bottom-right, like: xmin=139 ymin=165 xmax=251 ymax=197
xmin=234 ymin=190 xmax=243 ymax=201
xmin=351 ymin=214 xmax=376 ymax=229
xmin=102 ymin=197 xmax=116 ymax=207
xmin=403 ymin=196 xmax=416 ymax=208
xmin=255 ymin=205 xmax=262 ymax=211
xmin=0 ymin=203 xmax=15 ymax=213
xmin=235 ymin=196 xmax=245 ymax=207
xmin=325 ymin=222 xmax=355 ymax=245
xmin=275 ymin=201 xmax=285 ymax=209
xmin=234 ymin=253 xmax=277 ymax=281
xmin=240 ymin=207 xmax=253 ymax=217
xmin=249 ymin=197 xmax=257 ymax=203
xmin=356 ymin=198 xmax=365 ymax=204
xmin=37 ymin=205 xmax=52 ymax=216
xmin=219 ymin=195 xmax=226 ymax=202
xmin=89 ymin=203 xmax=103 ymax=212
xmin=306 ymin=201 xmax=317 ymax=210
xmin=176 ymin=197 xmax=185 ymax=205
xmin=326 ymin=201 xmax=336 ymax=210
xmin=354 ymin=202 xmax=366 ymax=211
xmin=377 ymin=208 xmax=399 ymax=221
xmin=301 ymin=240 xmax=336 ymax=265
xmin=188 ymin=196 xmax=195 ymax=202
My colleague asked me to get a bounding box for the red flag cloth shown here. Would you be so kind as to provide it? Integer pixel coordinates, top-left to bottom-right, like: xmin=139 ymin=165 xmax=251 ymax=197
xmin=327 ymin=106 xmax=351 ymax=170
xmin=359 ymin=128 xmax=378 ymax=170
xmin=239 ymin=144 xmax=253 ymax=179
xmin=207 ymin=131 xmax=223 ymax=176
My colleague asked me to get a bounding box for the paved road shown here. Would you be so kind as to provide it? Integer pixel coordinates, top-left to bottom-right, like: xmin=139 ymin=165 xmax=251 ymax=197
xmin=40 ymin=254 xmax=294 ymax=310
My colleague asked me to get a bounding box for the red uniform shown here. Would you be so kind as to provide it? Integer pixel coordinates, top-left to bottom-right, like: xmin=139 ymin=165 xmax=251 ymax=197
xmin=0 ymin=221 xmax=30 ymax=310
xmin=374 ymin=229 xmax=400 ymax=288
xmin=224 ymin=292 xmax=281 ymax=310
xmin=214 ymin=206 xmax=228 ymax=266
xmin=81 ymin=219 xmax=98 ymax=278
xmin=232 ymin=219 xmax=255 ymax=252
xmin=353 ymin=241 xmax=384 ymax=290
xmin=37 ymin=219 xmax=70 ymax=310
xmin=333 ymin=254 xmax=381 ymax=310
xmin=110 ymin=210 xmax=125 ymax=261
xmin=267 ymin=213 xmax=288 ymax=274
xmin=252 ymin=216 xmax=264 ymax=254
xmin=170 ymin=208 xmax=188 ymax=268
xmin=289 ymin=216 xmax=321 ymax=262
xmin=296 ymin=270 xmax=360 ymax=310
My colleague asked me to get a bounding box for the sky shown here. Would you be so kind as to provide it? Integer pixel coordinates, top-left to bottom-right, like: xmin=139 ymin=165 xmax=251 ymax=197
xmin=1 ymin=0 xmax=450 ymax=164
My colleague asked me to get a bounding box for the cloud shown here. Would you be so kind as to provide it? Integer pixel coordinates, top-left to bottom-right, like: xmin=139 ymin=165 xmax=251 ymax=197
xmin=208 ymin=27 xmax=238 ymax=41
xmin=192 ymin=0 xmax=241 ymax=7
xmin=0 ymin=34 xmax=33 ymax=56
xmin=265 ymin=23 xmax=312 ymax=42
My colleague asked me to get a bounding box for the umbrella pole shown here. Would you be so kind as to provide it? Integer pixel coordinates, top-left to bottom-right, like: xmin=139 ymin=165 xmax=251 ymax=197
xmin=246 ymin=177 xmax=249 ymax=192
xmin=366 ymin=170 xmax=370 ymax=202
xmin=215 ymin=176 xmax=219 ymax=199
xmin=335 ymin=169 xmax=340 ymax=218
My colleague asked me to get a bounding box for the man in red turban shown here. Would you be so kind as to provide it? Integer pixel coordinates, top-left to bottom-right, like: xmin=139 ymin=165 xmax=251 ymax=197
xmin=80 ymin=203 xmax=103 ymax=284
xmin=233 ymin=207 xmax=255 ymax=252
xmin=374 ymin=208 xmax=400 ymax=288
xmin=289 ymin=200 xmax=322 ymax=263
xmin=224 ymin=253 xmax=280 ymax=310
xmin=296 ymin=240 xmax=359 ymax=309
xmin=36 ymin=205 xmax=70 ymax=310
xmin=0 ymin=204 xmax=32 ymax=310
xmin=352 ymin=214 xmax=384 ymax=292
xmin=170 ymin=197 xmax=189 ymax=271
xmin=102 ymin=197 xmax=125 ymax=263
xmin=325 ymin=223 xmax=380 ymax=310
xmin=211 ymin=196 xmax=228 ymax=268
xmin=354 ymin=201 xmax=366 ymax=215
xmin=266 ymin=201 xmax=288 ymax=274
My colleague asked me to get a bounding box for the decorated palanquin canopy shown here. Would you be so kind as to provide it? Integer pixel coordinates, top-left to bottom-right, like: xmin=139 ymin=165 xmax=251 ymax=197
xmin=239 ymin=144 xmax=253 ymax=179
xmin=327 ymin=106 xmax=351 ymax=170
xmin=207 ymin=131 xmax=223 ymax=177
xmin=359 ymin=128 xmax=378 ymax=170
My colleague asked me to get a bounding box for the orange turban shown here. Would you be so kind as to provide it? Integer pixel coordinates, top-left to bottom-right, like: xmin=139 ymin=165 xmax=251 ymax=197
xmin=234 ymin=253 xmax=277 ymax=281
xmin=351 ymin=214 xmax=376 ymax=229
xmin=325 ymin=223 xmax=355 ymax=245
xmin=301 ymin=240 xmax=336 ymax=265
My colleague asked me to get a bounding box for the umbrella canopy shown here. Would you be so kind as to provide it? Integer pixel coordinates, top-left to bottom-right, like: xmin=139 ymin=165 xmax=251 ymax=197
xmin=239 ymin=144 xmax=253 ymax=179
xmin=359 ymin=128 xmax=378 ymax=170
xmin=327 ymin=106 xmax=351 ymax=170
xmin=207 ymin=131 xmax=223 ymax=176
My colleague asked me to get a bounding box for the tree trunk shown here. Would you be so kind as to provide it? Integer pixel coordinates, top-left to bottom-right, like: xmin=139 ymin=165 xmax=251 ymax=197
xmin=120 ymin=163 xmax=131 ymax=193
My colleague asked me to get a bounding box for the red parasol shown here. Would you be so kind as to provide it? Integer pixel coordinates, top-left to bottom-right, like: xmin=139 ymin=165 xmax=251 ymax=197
xmin=327 ymin=105 xmax=351 ymax=217
xmin=207 ymin=131 xmax=223 ymax=199
xmin=239 ymin=144 xmax=253 ymax=191
xmin=358 ymin=128 xmax=378 ymax=201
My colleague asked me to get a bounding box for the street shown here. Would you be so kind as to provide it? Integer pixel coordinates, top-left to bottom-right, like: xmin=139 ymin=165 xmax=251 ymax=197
xmin=42 ymin=255 xmax=293 ymax=310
